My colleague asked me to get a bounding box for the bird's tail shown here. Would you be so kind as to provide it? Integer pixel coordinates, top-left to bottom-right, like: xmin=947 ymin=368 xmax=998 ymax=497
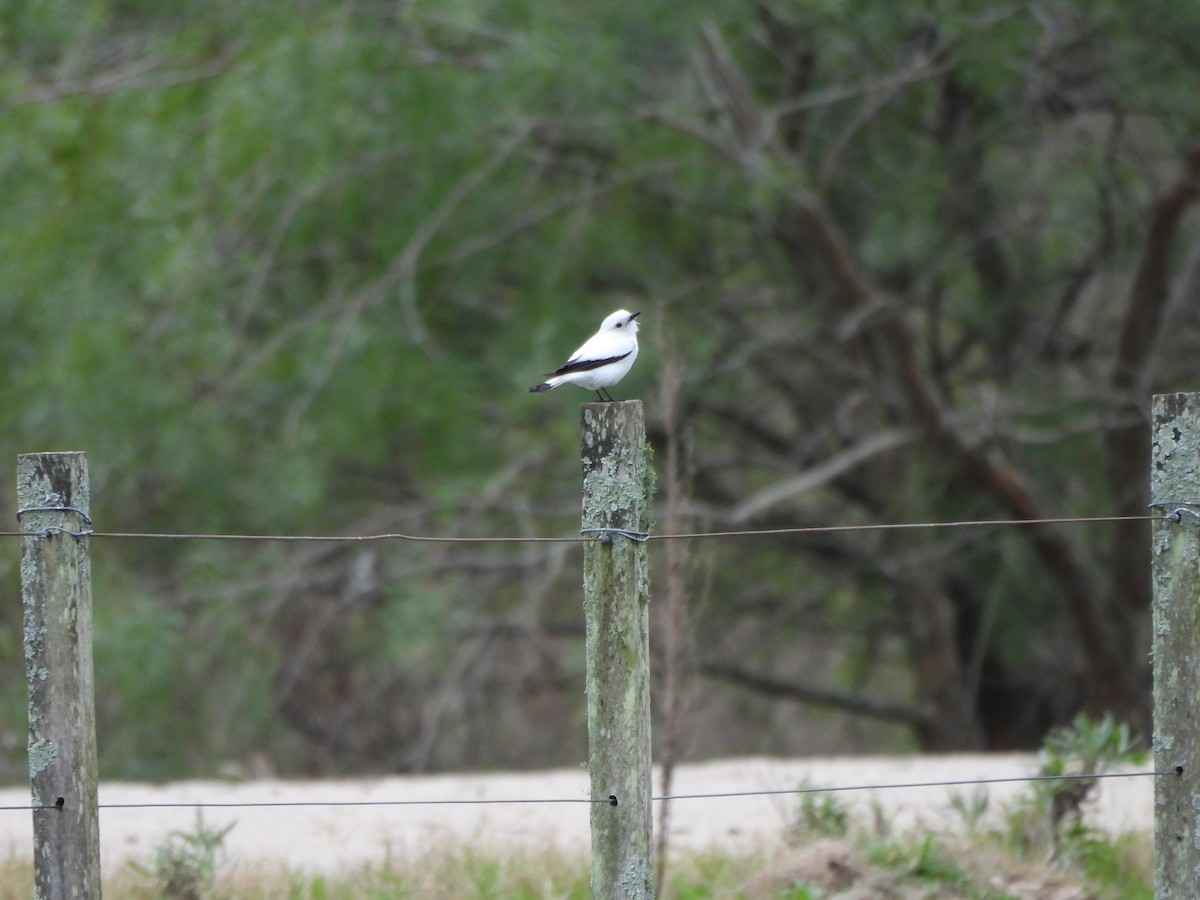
xmin=529 ymin=382 xmax=554 ymax=393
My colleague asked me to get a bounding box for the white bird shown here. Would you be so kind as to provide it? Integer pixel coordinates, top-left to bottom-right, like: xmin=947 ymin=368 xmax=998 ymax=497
xmin=529 ymin=309 xmax=641 ymax=402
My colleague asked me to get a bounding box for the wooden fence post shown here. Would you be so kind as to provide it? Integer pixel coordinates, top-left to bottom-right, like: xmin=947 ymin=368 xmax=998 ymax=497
xmin=1151 ymin=394 xmax=1200 ymax=899
xmin=18 ymin=452 xmax=101 ymax=900
xmin=581 ymin=401 xmax=654 ymax=899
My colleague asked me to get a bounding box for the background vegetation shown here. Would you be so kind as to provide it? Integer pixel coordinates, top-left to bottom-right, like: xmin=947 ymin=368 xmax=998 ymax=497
xmin=2 ymin=0 xmax=1199 ymax=782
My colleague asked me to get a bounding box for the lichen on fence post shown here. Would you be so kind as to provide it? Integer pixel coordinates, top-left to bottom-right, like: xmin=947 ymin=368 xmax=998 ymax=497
xmin=1150 ymin=394 xmax=1200 ymax=899
xmin=18 ymin=452 xmax=101 ymax=900
xmin=581 ymin=401 xmax=654 ymax=898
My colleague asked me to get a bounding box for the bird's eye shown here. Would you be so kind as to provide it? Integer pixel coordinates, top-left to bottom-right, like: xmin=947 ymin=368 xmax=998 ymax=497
xmin=616 ymin=323 xmax=623 ymax=328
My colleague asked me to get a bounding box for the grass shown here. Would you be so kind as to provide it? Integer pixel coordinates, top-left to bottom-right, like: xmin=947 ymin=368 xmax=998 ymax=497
xmin=0 ymin=823 xmax=1151 ymax=899
xmin=0 ymin=846 xmax=593 ymax=900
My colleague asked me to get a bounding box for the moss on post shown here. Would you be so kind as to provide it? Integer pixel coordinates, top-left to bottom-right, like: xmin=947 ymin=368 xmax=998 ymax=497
xmin=581 ymin=401 xmax=653 ymax=899
xmin=18 ymin=452 xmax=101 ymax=900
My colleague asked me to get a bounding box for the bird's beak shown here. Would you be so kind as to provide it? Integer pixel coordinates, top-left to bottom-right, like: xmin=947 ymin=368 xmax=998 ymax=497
xmin=629 ymin=311 xmax=641 ymax=320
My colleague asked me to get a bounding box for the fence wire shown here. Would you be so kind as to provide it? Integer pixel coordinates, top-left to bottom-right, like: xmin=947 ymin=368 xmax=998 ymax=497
xmin=0 ymin=769 xmax=1167 ymax=814
xmin=0 ymin=512 xmax=1157 ymax=544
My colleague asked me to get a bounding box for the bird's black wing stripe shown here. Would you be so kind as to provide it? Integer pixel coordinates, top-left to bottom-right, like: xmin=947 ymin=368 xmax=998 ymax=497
xmin=545 ymin=351 xmax=632 ymax=377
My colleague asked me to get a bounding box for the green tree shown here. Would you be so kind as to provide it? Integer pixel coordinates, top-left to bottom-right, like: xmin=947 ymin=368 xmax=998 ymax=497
xmin=1 ymin=0 xmax=1197 ymax=778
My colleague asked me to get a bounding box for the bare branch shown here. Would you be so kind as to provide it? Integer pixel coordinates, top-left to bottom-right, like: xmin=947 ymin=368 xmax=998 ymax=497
xmin=700 ymin=659 xmax=930 ymax=726
xmin=428 ymin=161 xmax=681 ymax=270
xmin=274 ymin=123 xmax=533 ymax=431
xmin=730 ymin=429 xmax=912 ymax=523
xmin=238 ymin=146 xmax=416 ymax=332
xmin=1101 ymin=146 xmax=1200 ymax=638
xmin=1110 ymin=146 xmax=1200 ymax=397
xmin=387 ymin=121 xmax=535 ymax=351
xmin=696 ymin=22 xmax=763 ymax=154
xmin=9 ymin=54 xmax=232 ymax=108
xmin=769 ymin=60 xmax=953 ymax=120
xmin=653 ymin=311 xmax=695 ymax=894
xmin=818 ymin=55 xmax=952 ymax=187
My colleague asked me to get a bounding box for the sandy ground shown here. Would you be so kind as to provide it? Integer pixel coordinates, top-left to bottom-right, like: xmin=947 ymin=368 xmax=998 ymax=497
xmin=0 ymin=754 xmax=1152 ymax=874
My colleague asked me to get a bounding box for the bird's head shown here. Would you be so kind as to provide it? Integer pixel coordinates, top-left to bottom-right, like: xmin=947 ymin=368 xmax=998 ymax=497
xmin=604 ymin=309 xmax=640 ymax=335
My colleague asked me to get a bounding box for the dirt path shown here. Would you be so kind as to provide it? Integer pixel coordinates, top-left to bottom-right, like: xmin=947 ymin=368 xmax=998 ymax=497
xmin=0 ymin=754 xmax=1151 ymax=874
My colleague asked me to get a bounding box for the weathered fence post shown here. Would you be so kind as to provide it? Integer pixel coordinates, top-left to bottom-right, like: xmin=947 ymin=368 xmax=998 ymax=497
xmin=581 ymin=401 xmax=654 ymax=898
xmin=18 ymin=452 xmax=101 ymax=900
xmin=1151 ymin=394 xmax=1200 ymax=899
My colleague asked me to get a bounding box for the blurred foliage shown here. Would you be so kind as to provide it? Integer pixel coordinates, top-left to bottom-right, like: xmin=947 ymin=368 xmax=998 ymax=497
xmin=1005 ymin=713 xmax=1148 ymax=861
xmin=129 ymin=812 xmax=234 ymax=900
xmin=1 ymin=0 xmax=1199 ymax=779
